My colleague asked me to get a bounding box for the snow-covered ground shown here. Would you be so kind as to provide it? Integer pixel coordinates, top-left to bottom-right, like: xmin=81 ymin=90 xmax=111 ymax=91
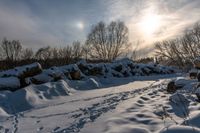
xmin=1 ymin=74 xmax=200 ymax=133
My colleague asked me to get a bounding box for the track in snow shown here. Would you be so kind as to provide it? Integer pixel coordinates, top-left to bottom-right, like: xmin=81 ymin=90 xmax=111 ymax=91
xmin=54 ymin=81 xmax=167 ymax=133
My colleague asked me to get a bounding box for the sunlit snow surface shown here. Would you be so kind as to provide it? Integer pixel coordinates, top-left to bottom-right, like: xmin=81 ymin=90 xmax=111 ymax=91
xmin=0 ymin=74 xmax=200 ymax=133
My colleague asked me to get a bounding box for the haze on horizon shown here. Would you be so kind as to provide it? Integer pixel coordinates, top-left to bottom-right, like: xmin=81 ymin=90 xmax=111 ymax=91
xmin=0 ymin=0 xmax=200 ymax=54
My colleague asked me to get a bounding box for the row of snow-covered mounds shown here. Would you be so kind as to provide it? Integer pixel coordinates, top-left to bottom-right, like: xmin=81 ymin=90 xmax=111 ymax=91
xmin=0 ymin=58 xmax=176 ymax=91
xmin=78 ymin=59 xmax=175 ymax=77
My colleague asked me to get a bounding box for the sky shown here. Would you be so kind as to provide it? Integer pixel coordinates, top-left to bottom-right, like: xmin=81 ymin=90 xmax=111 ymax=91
xmin=0 ymin=0 xmax=200 ymax=53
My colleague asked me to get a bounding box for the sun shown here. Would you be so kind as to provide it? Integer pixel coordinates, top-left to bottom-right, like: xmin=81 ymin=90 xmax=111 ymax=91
xmin=139 ymin=14 xmax=161 ymax=36
xmin=76 ymin=21 xmax=84 ymax=30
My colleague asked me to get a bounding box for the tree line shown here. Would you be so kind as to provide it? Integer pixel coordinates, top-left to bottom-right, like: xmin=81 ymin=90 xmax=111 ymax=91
xmin=0 ymin=21 xmax=133 ymax=70
xmin=154 ymin=22 xmax=200 ymax=69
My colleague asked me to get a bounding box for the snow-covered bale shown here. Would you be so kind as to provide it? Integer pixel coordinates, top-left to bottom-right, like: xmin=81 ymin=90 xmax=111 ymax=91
xmin=83 ymin=58 xmax=175 ymax=78
xmin=77 ymin=60 xmax=106 ymax=77
xmin=59 ymin=64 xmax=84 ymax=80
xmin=30 ymin=67 xmax=65 ymax=84
xmin=31 ymin=64 xmax=84 ymax=84
xmin=112 ymin=58 xmax=134 ymax=77
xmin=0 ymin=63 xmax=42 ymax=88
xmin=0 ymin=62 xmax=42 ymax=78
xmin=0 ymin=77 xmax=20 ymax=91
xmin=0 ymin=59 xmax=176 ymax=91
xmin=111 ymin=63 xmax=132 ymax=77
xmin=86 ymin=64 xmax=105 ymax=76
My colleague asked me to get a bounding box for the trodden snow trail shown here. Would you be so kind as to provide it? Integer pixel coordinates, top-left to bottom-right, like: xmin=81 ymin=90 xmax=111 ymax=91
xmin=54 ymin=80 xmax=168 ymax=133
xmin=0 ymin=78 xmax=175 ymax=133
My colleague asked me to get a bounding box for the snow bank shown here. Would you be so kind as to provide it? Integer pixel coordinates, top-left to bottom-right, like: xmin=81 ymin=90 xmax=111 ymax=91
xmin=0 ymin=80 xmax=72 ymax=114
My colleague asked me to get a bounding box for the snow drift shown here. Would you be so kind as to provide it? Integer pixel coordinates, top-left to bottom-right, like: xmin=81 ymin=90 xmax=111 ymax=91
xmin=0 ymin=80 xmax=72 ymax=115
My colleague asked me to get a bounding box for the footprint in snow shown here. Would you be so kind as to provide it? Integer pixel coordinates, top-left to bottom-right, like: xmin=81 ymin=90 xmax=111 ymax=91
xmin=137 ymin=99 xmax=145 ymax=104
xmin=53 ymin=126 xmax=60 ymax=132
xmin=37 ymin=126 xmax=43 ymax=132
xmin=140 ymin=96 xmax=150 ymax=101
xmin=35 ymin=120 xmax=40 ymax=124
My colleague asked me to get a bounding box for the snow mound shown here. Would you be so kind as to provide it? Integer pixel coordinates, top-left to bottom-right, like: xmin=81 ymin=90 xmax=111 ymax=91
xmin=69 ymin=78 xmax=101 ymax=90
xmin=168 ymin=77 xmax=198 ymax=93
xmin=0 ymin=80 xmax=72 ymax=114
xmin=174 ymin=77 xmax=195 ymax=87
xmin=26 ymin=80 xmax=72 ymax=101
xmin=160 ymin=125 xmax=200 ymax=133
xmin=170 ymin=92 xmax=189 ymax=104
xmin=183 ymin=111 xmax=200 ymax=128
xmin=0 ymin=107 xmax=9 ymax=117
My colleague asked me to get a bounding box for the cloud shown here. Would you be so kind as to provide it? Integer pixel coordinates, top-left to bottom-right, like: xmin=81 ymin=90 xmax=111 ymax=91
xmin=0 ymin=0 xmax=91 ymax=50
xmin=0 ymin=1 xmax=62 ymax=50
xmin=106 ymin=0 xmax=200 ymax=53
xmin=0 ymin=0 xmax=199 ymax=55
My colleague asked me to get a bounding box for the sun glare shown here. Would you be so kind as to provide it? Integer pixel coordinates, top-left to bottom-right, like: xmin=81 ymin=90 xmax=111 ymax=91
xmin=76 ymin=22 xmax=84 ymax=30
xmin=139 ymin=14 xmax=161 ymax=36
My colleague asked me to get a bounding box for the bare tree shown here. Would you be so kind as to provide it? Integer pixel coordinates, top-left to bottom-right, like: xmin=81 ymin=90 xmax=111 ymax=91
xmin=86 ymin=21 xmax=107 ymax=60
xmin=155 ymin=22 xmax=200 ymax=68
xmin=1 ymin=38 xmax=22 ymax=61
xmin=57 ymin=46 xmax=73 ymax=64
xmin=21 ymin=48 xmax=34 ymax=60
xmin=51 ymin=48 xmax=59 ymax=59
xmin=35 ymin=46 xmax=52 ymax=60
xmin=107 ymin=21 xmax=130 ymax=60
xmin=131 ymin=40 xmax=140 ymax=60
xmin=154 ymin=40 xmax=183 ymax=67
xmin=86 ymin=21 xmax=130 ymax=61
xmin=72 ymin=41 xmax=83 ymax=60
xmin=82 ymin=42 xmax=90 ymax=60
